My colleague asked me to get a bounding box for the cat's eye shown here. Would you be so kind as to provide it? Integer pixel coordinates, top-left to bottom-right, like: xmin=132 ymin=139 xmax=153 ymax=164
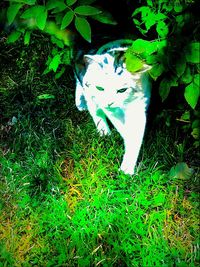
xmin=85 ymin=82 xmax=90 ymax=87
xmin=117 ymin=88 xmax=127 ymax=93
xmin=96 ymin=86 xmax=104 ymax=91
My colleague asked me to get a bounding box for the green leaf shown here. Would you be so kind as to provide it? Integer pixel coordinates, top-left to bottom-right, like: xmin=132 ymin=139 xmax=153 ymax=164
xmin=194 ymin=74 xmax=200 ymax=87
xmin=169 ymin=162 xmax=194 ymax=180
xmin=7 ymin=3 xmax=23 ymax=25
xmin=175 ymin=56 xmax=186 ymax=77
xmin=155 ymin=12 xmax=167 ymax=21
xmin=184 ymin=81 xmax=199 ymax=109
xmin=156 ymin=21 xmax=169 ymax=38
xmin=133 ymin=18 xmax=141 ymax=26
xmin=149 ymin=64 xmax=164 ymax=80
xmin=37 ymin=94 xmax=55 ymax=100
xmin=66 ymin=0 xmax=77 ymax=6
xmin=74 ymin=5 xmax=101 ymax=16
xmin=61 ymin=10 xmax=74 ymax=29
xmin=159 ymin=78 xmax=171 ymax=101
xmin=144 ymin=12 xmax=156 ymax=31
xmin=9 ymin=0 xmax=36 ymax=4
xmin=46 ymin=0 xmax=66 ymax=10
xmin=191 ymin=127 xmax=200 ymax=140
xmin=49 ymin=54 xmax=61 ymax=72
xmin=125 ymin=54 xmax=144 ymax=73
xmin=131 ymin=39 xmax=151 ymax=54
xmin=55 ymin=67 xmax=65 ymax=79
xmin=146 ymin=54 xmax=158 ymax=65
xmin=91 ymin=10 xmax=117 ymax=25
xmin=51 ymin=36 xmax=64 ymax=48
xmin=21 ymin=6 xmax=38 ymax=19
xmin=24 ymin=31 xmax=31 ymax=45
xmin=75 ymin=16 xmax=91 ymax=42
xmin=7 ymin=31 xmax=21 ymax=43
xmin=36 ymin=7 xmax=47 ymax=30
xmin=185 ymin=42 xmax=200 ymax=64
xmin=181 ymin=111 xmax=190 ymax=121
xmin=180 ymin=66 xmax=193 ymax=84
xmin=174 ymin=3 xmax=183 ymax=13
xmin=132 ymin=6 xmax=151 ymax=18
xmin=21 ymin=5 xmax=47 ymax=30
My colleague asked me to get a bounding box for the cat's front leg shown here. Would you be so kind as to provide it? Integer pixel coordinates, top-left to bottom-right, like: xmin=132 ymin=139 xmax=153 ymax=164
xmin=75 ymin=79 xmax=87 ymax=111
xmin=87 ymin=100 xmax=111 ymax=136
xmin=120 ymin=113 xmax=146 ymax=175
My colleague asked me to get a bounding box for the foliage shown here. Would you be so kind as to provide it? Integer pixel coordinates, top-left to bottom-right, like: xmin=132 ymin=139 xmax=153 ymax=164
xmin=128 ymin=0 xmax=200 ymax=110
xmin=4 ymin=0 xmax=116 ymax=77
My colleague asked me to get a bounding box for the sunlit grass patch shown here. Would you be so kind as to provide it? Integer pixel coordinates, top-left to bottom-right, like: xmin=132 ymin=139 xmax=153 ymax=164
xmin=0 ymin=37 xmax=199 ymax=267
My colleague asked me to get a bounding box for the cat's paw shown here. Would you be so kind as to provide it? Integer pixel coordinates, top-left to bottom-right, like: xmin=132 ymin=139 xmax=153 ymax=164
xmin=76 ymin=104 xmax=87 ymax=111
xmin=120 ymin=164 xmax=135 ymax=175
xmin=98 ymin=127 xmax=111 ymax=136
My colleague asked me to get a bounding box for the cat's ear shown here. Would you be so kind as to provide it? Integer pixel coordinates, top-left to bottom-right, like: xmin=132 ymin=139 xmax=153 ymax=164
xmin=131 ymin=64 xmax=152 ymax=80
xmin=137 ymin=64 xmax=152 ymax=74
xmin=83 ymin=55 xmax=101 ymax=65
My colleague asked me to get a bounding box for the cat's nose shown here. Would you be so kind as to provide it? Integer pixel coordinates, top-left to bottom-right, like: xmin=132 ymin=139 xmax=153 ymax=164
xmin=108 ymin=102 xmax=114 ymax=107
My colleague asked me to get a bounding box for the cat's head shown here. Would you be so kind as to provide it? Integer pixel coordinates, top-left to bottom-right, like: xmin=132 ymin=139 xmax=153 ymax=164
xmin=82 ymin=52 xmax=151 ymax=109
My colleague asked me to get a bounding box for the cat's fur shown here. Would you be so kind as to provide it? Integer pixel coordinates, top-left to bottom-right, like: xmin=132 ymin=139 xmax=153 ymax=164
xmin=75 ymin=40 xmax=151 ymax=175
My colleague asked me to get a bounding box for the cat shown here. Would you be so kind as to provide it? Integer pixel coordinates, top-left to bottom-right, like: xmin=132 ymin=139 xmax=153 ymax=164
xmin=74 ymin=40 xmax=151 ymax=175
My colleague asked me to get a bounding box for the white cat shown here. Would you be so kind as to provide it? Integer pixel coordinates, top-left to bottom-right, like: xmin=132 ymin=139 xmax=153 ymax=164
xmin=75 ymin=40 xmax=151 ymax=175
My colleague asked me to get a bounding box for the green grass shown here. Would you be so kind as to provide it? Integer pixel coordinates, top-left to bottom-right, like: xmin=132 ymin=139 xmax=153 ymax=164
xmin=0 ymin=35 xmax=199 ymax=267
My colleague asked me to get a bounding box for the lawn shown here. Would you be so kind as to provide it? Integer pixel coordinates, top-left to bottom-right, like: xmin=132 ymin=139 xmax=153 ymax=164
xmin=0 ymin=35 xmax=199 ymax=267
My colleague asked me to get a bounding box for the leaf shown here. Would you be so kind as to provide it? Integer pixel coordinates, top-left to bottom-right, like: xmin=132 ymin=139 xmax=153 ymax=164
xmin=159 ymin=78 xmax=171 ymax=101
xmin=194 ymin=74 xmax=200 ymax=87
xmin=132 ymin=6 xmax=151 ymax=18
xmin=180 ymin=66 xmax=193 ymax=84
xmin=91 ymin=10 xmax=117 ymax=25
xmin=21 ymin=6 xmax=38 ymax=19
xmin=191 ymin=127 xmax=200 ymax=139
xmin=37 ymin=94 xmax=55 ymax=99
xmin=74 ymin=5 xmax=101 ymax=16
xmin=185 ymin=42 xmax=200 ymax=64
xmin=51 ymin=36 xmax=64 ymax=48
xmin=49 ymin=54 xmax=61 ymax=72
xmin=175 ymin=56 xmax=186 ymax=77
xmin=184 ymin=81 xmax=199 ymax=109
xmin=24 ymin=31 xmax=31 ymax=45
xmin=21 ymin=5 xmax=47 ymax=30
xmin=36 ymin=7 xmax=47 ymax=30
xmin=55 ymin=67 xmax=65 ymax=79
xmin=125 ymin=54 xmax=144 ymax=73
xmin=155 ymin=12 xmax=167 ymax=21
xmin=181 ymin=111 xmax=190 ymax=121
xmin=169 ymin=162 xmax=194 ymax=180
xmin=46 ymin=0 xmax=66 ymax=10
xmin=144 ymin=12 xmax=156 ymax=31
xmin=149 ymin=63 xmax=164 ymax=80
xmin=174 ymin=3 xmax=183 ymax=13
xmin=75 ymin=16 xmax=91 ymax=42
xmin=7 ymin=3 xmax=23 ymax=25
xmin=131 ymin=39 xmax=151 ymax=54
xmin=66 ymin=0 xmax=77 ymax=6
xmin=7 ymin=31 xmax=21 ymax=43
xmin=61 ymin=10 xmax=74 ymax=29
xmin=156 ymin=21 xmax=169 ymax=38
xmin=8 ymin=0 xmax=36 ymax=4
